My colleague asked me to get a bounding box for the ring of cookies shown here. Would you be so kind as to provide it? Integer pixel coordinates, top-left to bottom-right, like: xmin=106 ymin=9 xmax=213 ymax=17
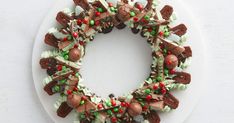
xmin=39 ymin=0 xmax=192 ymax=123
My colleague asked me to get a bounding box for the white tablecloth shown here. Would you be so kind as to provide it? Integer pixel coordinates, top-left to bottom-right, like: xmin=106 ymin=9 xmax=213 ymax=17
xmin=0 ymin=0 xmax=233 ymax=122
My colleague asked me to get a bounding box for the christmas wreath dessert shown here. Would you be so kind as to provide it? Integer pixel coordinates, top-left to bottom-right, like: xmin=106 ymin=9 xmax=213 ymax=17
xmin=39 ymin=0 xmax=192 ymax=122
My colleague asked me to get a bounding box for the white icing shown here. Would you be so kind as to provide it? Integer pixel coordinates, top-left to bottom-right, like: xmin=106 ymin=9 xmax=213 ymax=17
xmin=75 ymin=6 xmax=84 ymax=16
xmin=43 ymin=76 xmax=52 ymax=86
xmin=41 ymin=50 xmax=59 ymax=58
xmin=48 ymin=28 xmax=67 ymax=39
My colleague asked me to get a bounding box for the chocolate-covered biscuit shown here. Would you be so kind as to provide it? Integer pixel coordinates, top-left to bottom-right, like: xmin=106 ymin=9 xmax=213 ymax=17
xmin=44 ymin=81 xmax=58 ymax=95
xmin=73 ymin=0 xmax=91 ymax=10
xmin=159 ymin=37 xmax=185 ymax=56
xmin=56 ymin=12 xmax=73 ymax=27
xmin=145 ymin=110 xmax=160 ymax=123
xmin=163 ymin=93 xmax=179 ymax=109
xmin=160 ymin=5 xmax=173 ymax=20
xmin=39 ymin=58 xmax=57 ymax=69
xmin=57 ymin=102 xmax=73 ymax=118
xmin=170 ymin=24 xmax=187 ymax=36
xmin=44 ymin=33 xmax=59 ymax=48
xmin=173 ymin=72 xmax=191 ymax=84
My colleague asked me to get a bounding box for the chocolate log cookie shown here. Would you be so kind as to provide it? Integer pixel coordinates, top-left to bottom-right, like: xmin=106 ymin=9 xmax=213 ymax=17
xmin=173 ymin=72 xmax=191 ymax=84
xmin=145 ymin=110 xmax=161 ymax=123
xmin=160 ymin=5 xmax=173 ymax=20
xmin=44 ymin=33 xmax=59 ymax=48
xmin=163 ymin=92 xmax=179 ymax=109
xmin=56 ymin=12 xmax=73 ymax=27
xmin=170 ymin=24 xmax=187 ymax=36
xmin=57 ymin=102 xmax=73 ymax=118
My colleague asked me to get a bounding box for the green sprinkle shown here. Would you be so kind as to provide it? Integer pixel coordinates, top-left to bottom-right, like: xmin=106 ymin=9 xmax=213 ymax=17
xmin=80 ymin=100 xmax=85 ymax=105
xmin=89 ymin=20 xmax=95 ymax=26
xmin=164 ymin=69 xmax=169 ymax=75
xmin=62 ymin=66 xmax=67 ymax=71
xmin=144 ymin=15 xmax=150 ymax=20
xmin=156 ymin=76 xmax=163 ymax=82
xmin=97 ymin=8 xmax=103 ymax=12
xmin=107 ymin=110 xmax=112 ymax=115
xmin=140 ymin=102 xmax=145 ymax=106
xmin=106 ymin=101 xmax=112 ymax=107
xmin=80 ymin=114 xmax=85 ymax=119
xmin=164 ymin=31 xmax=170 ymax=37
xmin=53 ymin=85 xmax=60 ymax=92
xmin=144 ymin=89 xmax=151 ymax=94
xmin=163 ymin=49 xmax=167 ymax=54
xmin=67 ymin=35 xmax=72 ymax=40
xmin=60 ymin=79 xmax=66 ymax=84
xmin=93 ymin=112 xmax=99 ymax=117
xmin=130 ymin=11 xmax=136 ymax=17
xmin=110 ymin=7 xmax=115 ymax=12
xmin=75 ymin=72 xmax=79 ymax=77
xmin=113 ymin=108 xmax=119 ymax=112
xmin=150 ymin=30 xmax=156 ymax=36
xmin=64 ymin=55 xmax=69 ymax=60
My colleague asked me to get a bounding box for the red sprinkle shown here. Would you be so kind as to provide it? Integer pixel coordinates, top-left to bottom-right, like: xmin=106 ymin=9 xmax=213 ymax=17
xmin=111 ymin=117 xmax=117 ymax=123
xmin=81 ymin=96 xmax=87 ymax=100
xmin=153 ymin=84 xmax=158 ymax=90
xmin=77 ymin=19 xmax=82 ymax=25
xmin=67 ymin=90 xmax=72 ymax=95
xmin=169 ymin=69 xmax=176 ymax=74
xmin=146 ymin=95 xmax=152 ymax=101
xmin=142 ymin=105 xmax=148 ymax=111
xmin=73 ymin=87 xmax=78 ymax=91
xmin=159 ymin=82 xmax=165 ymax=88
xmin=159 ymin=31 xmax=164 ymax=37
xmin=161 ymin=87 xmax=167 ymax=94
xmin=137 ymin=4 xmax=143 ymax=10
xmin=111 ymin=100 xmax=116 ymax=106
xmin=95 ymin=11 xmax=101 ymax=16
xmin=133 ymin=17 xmax=138 ymax=22
xmin=73 ymin=44 xmax=78 ymax=48
xmin=83 ymin=19 xmax=88 ymax=24
xmin=97 ymin=104 xmax=103 ymax=109
xmin=121 ymin=102 xmax=126 ymax=107
xmin=79 ymin=41 xmax=84 ymax=46
xmin=63 ymin=37 xmax=67 ymax=41
xmin=118 ymin=108 xmax=123 ymax=113
xmin=108 ymin=2 xmax=113 ymax=7
xmin=57 ymin=65 xmax=62 ymax=71
xmin=95 ymin=20 xmax=100 ymax=26
xmin=73 ymin=32 xmax=78 ymax=38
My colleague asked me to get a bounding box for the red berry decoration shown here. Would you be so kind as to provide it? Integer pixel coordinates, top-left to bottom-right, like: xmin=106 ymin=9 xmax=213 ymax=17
xmin=67 ymin=90 xmax=72 ymax=95
xmin=57 ymin=65 xmax=62 ymax=71
xmin=111 ymin=117 xmax=117 ymax=123
xmin=72 ymin=32 xmax=78 ymax=38
xmin=95 ymin=11 xmax=101 ymax=16
xmin=146 ymin=94 xmax=152 ymax=101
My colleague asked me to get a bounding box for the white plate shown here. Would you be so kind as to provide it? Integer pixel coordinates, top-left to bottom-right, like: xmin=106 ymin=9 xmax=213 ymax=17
xmin=32 ymin=0 xmax=205 ymax=123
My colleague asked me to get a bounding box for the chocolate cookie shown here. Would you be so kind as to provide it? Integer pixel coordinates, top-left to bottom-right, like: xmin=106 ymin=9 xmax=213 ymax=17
xmin=160 ymin=5 xmax=173 ymax=20
xmin=163 ymin=93 xmax=179 ymax=109
xmin=44 ymin=33 xmax=59 ymax=48
xmin=56 ymin=12 xmax=73 ymax=27
xmin=57 ymin=102 xmax=73 ymax=118
xmin=173 ymin=72 xmax=191 ymax=84
xmin=170 ymin=24 xmax=187 ymax=36
xmin=145 ymin=110 xmax=160 ymax=123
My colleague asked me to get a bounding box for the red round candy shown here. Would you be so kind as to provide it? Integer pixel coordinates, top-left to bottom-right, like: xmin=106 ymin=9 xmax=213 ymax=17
xmin=95 ymin=11 xmax=101 ymax=16
xmin=146 ymin=95 xmax=152 ymax=101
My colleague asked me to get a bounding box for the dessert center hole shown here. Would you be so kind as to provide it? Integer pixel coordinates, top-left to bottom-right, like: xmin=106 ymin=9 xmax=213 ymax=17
xmin=80 ymin=28 xmax=152 ymax=98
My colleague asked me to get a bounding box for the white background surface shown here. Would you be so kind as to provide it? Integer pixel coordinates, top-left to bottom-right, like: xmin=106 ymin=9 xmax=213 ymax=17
xmin=0 ymin=0 xmax=234 ymax=123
